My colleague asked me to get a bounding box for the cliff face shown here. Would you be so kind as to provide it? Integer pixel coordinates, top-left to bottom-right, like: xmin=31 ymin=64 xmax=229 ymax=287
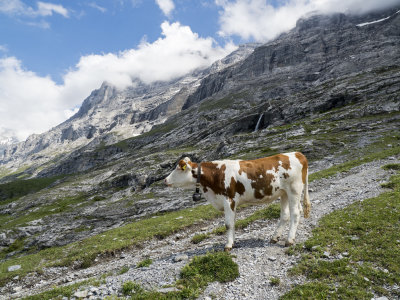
xmin=184 ymin=8 xmax=400 ymax=110
xmin=0 ymin=44 xmax=257 ymax=167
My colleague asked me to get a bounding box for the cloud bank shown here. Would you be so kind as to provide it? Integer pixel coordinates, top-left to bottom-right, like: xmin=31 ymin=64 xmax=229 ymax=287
xmin=0 ymin=21 xmax=235 ymax=141
xmin=216 ymin=0 xmax=400 ymax=42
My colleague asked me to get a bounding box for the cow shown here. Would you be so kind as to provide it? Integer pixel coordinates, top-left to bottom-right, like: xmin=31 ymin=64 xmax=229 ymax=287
xmin=165 ymin=152 xmax=311 ymax=251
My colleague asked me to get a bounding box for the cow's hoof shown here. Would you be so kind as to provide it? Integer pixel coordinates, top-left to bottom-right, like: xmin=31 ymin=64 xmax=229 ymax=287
xmin=224 ymin=246 xmax=232 ymax=252
xmin=285 ymin=240 xmax=295 ymax=247
xmin=270 ymin=237 xmax=279 ymax=244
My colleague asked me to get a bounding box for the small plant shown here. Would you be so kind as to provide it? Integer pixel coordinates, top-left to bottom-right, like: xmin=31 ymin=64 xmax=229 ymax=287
xmin=118 ymin=266 xmax=129 ymax=275
xmin=121 ymin=281 xmax=143 ymax=296
xmin=136 ymin=257 xmax=153 ymax=268
xmin=382 ymin=163 xmax=400 ymax=171
xmin=92 ymin=195 xmax=106 ymax=202
xmin=270 ymin=277 xmax=280 ymax=286
xmin=191 ymin=233 xmax=210 ymax=244
xmin=179 ymin=251 xmax=239 ymax=292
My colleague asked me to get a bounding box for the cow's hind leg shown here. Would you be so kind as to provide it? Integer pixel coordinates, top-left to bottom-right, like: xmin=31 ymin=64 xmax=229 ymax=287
xmin=271 ymin=193 xmax=289 ymax=244
xmin=223 ymin=198 xmax=236 ymax=252
xmin=286 ymin=189 xmax=302 ymax=246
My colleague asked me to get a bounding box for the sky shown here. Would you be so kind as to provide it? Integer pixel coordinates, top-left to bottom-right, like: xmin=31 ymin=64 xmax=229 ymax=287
xmin=0 ymin=0 xmax=399 ymax=142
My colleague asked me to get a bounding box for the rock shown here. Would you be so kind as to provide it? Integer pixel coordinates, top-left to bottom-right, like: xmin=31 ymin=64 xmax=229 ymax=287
xmin=8 ymin=265 xmax=21 ymax=272
xmin=323 ymin=251 xmax=330 ymax=258
xmin=268 ymin=256 xmax=277 ymax=261
xmin=173 ymin=254 xmax=189 ymax=262
xmin=74 ymin=290 xmax=88 ymax=298
xmin=175 ymin=234 xmax=184 ymax=240
xmin=13 ymin=286 xmax=22 ymax=293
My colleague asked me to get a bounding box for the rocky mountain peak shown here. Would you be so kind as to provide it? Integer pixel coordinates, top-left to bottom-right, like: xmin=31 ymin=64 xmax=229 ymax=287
xmin=0 ymin=43 xmax=258 ymax=168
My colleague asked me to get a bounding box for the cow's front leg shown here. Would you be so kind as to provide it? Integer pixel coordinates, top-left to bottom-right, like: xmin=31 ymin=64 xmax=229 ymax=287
xmin=223 ymin=198 xmax=236 ymax=252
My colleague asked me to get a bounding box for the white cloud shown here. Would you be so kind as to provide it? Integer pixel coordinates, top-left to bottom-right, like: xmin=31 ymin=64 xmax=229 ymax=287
xmin=36 ymin=1 xmax=69 ymax=17
xmin=0 ymin=21 xmax=236 ymax=141
xmin=88 ymin=2 xmax=107 ymax=13
xmin=0 ymin=0 xmax=69 ymax=18
xmin=216 ymin=0 xmax=400 ymax=42
xmin=155 ymin=0 xmax=175 ymax=17
xmin=0 ymin=45 xmax=8 ymax=52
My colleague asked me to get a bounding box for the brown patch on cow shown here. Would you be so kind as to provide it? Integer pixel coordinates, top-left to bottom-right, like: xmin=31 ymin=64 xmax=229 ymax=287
xmin=196 ymin=163 xmax=245 ymax=199
xmin=178 ymin=160 xmax=185 ymax=170
xmin=198 ymin=162 xmax=228 ymax=196
xmin=275 ymin=186 xmax=279 ymax=191
xmin=227 ymin=177 xmax=245 ymax=199
xmin=295 ymin=152 xmax=308 ymax=184
xmin=283 ymin=172 xmax=289 ymax=179
xmin=238 ymin=154 xmax=290 ymax=199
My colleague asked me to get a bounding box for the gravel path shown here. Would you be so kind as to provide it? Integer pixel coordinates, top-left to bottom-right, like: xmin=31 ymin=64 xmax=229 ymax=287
xmin=3 ymin=156 xmax=399 ymax=300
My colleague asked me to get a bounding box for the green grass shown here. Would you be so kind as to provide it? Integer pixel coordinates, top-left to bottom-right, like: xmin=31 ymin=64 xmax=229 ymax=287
xmin=0 ymin=204 xmax=222 ymax=287
xmin=191 ymin=233 xmax=210 ymax=244
xmin=137 ymin=258 xmax=153 ymax=268
xmin=21 ymin=277 xmax=103 ymax=300
xmin=282 ymin=166 xmax=400 ymax=299
xmin=198 ymin=91 xmax=248 ymax=112
xmin=0 ymin=175 xmax=64 ymax=204
xmin=270 ymin=277 xmax=280 ymax=286
xmin=178 ymin=251 xmax=239 ymax=298
xmin=118 ymin=265 xmax=130 ymax=275
xmin=382 ymin=163 xmax=400 ymax=171
xmin=0 ymin=192 xmax=89 ymax=232
xmin=122 ymin=281 xmax=144 ymax=296
xmin=121 ymin=251 xmax=239 ymax=299
xmin=309 ymin=145 xmax=400 ymax=182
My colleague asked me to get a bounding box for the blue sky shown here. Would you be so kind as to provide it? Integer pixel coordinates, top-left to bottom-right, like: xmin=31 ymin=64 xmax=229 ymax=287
xmin=0 ymin=0 xmax=398 ymax=141
xmin=1 ymin=1 xmax=227 ymax=83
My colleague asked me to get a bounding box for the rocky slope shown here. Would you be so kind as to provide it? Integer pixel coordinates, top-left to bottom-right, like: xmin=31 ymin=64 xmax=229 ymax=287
xmin=0 ymin=6 xmax=400 ymax=298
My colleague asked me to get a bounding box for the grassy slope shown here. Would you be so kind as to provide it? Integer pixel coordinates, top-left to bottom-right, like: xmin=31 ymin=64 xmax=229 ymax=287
xmin=282 ymin=164 xmax=400 ymax=299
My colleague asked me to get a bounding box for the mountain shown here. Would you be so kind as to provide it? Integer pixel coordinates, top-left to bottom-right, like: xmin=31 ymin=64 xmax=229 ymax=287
xmin=0 ymin=43 xmax=259 ymax=169
xmin=0 ymin=6 xmax=399 ymax=293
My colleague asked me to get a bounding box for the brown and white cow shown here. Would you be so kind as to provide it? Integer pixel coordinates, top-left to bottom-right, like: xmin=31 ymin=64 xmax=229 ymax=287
xmin=165 ymin=152 xmax=311 ymax=251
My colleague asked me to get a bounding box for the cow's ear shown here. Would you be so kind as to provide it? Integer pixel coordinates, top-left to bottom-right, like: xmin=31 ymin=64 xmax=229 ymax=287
xmin=178 ymin=159 xmax=190 ymax=171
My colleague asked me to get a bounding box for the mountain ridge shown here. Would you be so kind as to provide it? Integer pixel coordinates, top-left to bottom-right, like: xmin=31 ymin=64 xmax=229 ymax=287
xmin=0 ymin=43 xmax=258 ymax=170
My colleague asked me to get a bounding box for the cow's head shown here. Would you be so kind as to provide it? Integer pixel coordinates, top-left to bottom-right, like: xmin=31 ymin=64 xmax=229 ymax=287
xmin=165 ymin=157 xmax=196 ymax=188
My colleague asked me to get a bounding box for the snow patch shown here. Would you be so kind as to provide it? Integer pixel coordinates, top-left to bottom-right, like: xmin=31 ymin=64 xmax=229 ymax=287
xmin=356 ymin=10 xmax=400 ymax=27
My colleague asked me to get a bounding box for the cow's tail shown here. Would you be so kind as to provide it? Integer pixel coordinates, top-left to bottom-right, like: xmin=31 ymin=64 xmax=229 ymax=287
xmin=303 ymin=167 xmax=311 ymax=218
